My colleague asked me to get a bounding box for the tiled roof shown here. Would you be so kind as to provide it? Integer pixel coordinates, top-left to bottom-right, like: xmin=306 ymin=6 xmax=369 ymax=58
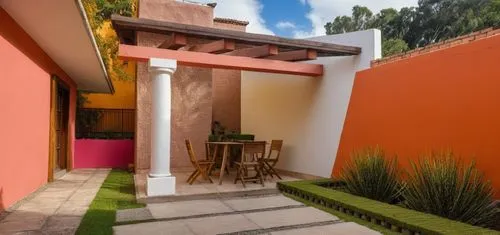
xmin=371 ymin=27 xmax=500 ymax=67
xmin=213 ymin=17 xmax=249 ymax=26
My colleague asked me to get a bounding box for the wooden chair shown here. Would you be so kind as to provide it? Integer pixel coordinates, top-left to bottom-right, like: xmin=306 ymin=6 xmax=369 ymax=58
xmin=185 ymin=139 xmax=215 ymax=184
xmin=234 ymin=141 xmax=266 ymax=187
xmin=261 ymin=140 xmax=283 ymax=180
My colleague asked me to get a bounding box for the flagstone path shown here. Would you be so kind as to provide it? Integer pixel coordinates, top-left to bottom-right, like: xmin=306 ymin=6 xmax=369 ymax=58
xmin=0 ymin=169 xmax=109 ymax=235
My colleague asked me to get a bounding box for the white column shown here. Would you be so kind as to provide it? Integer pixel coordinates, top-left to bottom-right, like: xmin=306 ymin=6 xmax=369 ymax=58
xmin=147 ymin=58 xmax=177 ymax=196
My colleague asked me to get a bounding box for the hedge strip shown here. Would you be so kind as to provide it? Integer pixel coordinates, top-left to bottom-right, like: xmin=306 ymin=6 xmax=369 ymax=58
xmin=277 ymin=180 xmax=499 ymax=235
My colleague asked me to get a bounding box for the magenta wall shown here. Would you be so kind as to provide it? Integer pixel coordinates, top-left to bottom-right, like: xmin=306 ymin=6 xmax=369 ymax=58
xmin=74 ymin=139 xmax=134 ymax=169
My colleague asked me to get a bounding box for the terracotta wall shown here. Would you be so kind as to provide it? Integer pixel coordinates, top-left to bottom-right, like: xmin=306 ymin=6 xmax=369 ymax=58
xmin=333 ymin=34 xmax=500 ymax=198
xmin=135 ymin=0 xmax=214 ymax=170
xmin=0 ymin=8 xmax=77 ymax=210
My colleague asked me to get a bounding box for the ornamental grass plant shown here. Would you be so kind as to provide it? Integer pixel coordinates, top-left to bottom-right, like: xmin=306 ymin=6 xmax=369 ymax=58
xmin=403 ymin=151 xmax=498 ymax=227
xmin=341 ymin=147 xmax=404 ymax=203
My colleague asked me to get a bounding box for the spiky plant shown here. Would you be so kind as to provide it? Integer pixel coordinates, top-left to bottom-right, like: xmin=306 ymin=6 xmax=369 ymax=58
xmin=403 ymin=151 xmax=497 ymax=227
xmin=341 ymin=147 xmax=404 ymax=203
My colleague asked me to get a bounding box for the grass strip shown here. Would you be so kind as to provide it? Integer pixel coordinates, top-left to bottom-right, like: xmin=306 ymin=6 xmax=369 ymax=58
xmin=283 ymin=192 xmax=400 ymax=235
xmin=278 ymin=180 xmax=499 ymax=235
xmin=76 ymin=169 xmax=145 ymax=235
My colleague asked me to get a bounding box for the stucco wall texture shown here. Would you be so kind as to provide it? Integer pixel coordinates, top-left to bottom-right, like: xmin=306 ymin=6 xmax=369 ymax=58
xmin=0 ymin=8 xmax=77 ymax=210
xmin=136 ymin=0 xmax=244 ymax=170
xmin=334 ymin=34 xmax=500 ymax=199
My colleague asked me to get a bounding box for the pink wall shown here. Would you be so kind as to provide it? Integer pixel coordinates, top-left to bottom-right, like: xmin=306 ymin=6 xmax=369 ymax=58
xmin=0 ymin=8 xmax=77 ymax=210
xmin=74 ymin=139 xmax=134 ymax=169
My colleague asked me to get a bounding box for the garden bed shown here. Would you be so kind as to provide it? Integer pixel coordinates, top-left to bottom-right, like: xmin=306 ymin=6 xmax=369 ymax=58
xmin=278 ymin=179 xmax=499 ymax=235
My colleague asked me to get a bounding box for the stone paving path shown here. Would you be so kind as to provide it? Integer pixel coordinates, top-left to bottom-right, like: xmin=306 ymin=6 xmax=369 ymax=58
xmin=0 ymin=169 xmax=109 ymax=235
xmin=114 ymin=194 xmax=381 ymax=235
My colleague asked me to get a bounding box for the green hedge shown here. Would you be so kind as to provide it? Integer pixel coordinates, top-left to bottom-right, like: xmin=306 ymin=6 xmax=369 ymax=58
xmin=278 ymin=180 xmax=499 ymax=235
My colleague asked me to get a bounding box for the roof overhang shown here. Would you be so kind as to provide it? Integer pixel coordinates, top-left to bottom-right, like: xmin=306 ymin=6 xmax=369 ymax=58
xmin=0 ymin=0 xmax=113 ymax=93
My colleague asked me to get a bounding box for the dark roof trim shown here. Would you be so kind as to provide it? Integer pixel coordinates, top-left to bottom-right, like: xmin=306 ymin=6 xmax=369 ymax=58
xmin=76 ymin=0 xmax=114 ymax=93
xmin=214 ymin=17 xmax=249 ymax=26
xmin=111 ymin=15 xmax=361 ymax=56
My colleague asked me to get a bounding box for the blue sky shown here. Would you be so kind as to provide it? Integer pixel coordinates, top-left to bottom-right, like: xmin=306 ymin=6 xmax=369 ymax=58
xmin=260 ymin=1 xmax=312 ymax=37
xmin=197 ymin=0 xmax=418 ymax=38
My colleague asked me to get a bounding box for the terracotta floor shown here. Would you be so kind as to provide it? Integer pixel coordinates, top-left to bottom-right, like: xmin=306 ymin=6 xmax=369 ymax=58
xmin=135 ymin=169 xmax=299 ymax=201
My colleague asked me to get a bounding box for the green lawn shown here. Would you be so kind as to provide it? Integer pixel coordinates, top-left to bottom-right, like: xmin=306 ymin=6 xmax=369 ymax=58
xmin=76 ymin=169 xmax=145 ymax=235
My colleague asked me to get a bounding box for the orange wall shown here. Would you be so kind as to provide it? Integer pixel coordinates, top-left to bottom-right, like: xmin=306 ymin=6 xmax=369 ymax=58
xmin=0 ymin=8 xmax=77 ymax=210
xmin=333 ymin=35 xmax=500 ymax=199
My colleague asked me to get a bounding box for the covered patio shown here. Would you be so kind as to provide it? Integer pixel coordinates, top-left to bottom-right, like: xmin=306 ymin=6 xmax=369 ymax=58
xmin=111 ymin=14 xmax=377 ymax=199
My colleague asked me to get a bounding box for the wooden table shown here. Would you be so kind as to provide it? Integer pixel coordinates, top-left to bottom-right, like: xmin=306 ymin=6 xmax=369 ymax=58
xmin=207 ymin=141 xmax=243 ymax=185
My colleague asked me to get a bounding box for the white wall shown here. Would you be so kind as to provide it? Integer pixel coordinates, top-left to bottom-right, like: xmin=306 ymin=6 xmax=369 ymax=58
xmin=241 ymin=29 xmax=381 ymax=177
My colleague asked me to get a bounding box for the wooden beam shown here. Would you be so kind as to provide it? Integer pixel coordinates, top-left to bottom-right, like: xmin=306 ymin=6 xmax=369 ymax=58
xmin=224 ymin=44 xmax=278 ymax=58
xmin=265 ymin=49 xmax=317 ymax=61
xmin=189 ymin=39 xmax=235 ymax=53
xmin=112 ymin=15 xmax=362 ymax=55
xmin=119 ymin=44 xmax=323 ymax=77
xmin=158 ymin=33 xmax=187 ymax=49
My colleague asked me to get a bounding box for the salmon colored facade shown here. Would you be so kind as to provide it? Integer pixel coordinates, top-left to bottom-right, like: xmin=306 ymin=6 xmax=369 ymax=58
xmin=0 ymin=8 xmax=77 ymax=209
xmin=333 ymin=33 xmax=500 ymax=198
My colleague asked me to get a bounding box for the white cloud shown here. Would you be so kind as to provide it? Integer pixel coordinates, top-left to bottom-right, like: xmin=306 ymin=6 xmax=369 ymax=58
xmin=276 ymin=21 xmax=297 ymax=30
xmin=296 ymin=0 xmax=418 ymax=38
xmin=192 ymin=0 xmax=274 ymax=35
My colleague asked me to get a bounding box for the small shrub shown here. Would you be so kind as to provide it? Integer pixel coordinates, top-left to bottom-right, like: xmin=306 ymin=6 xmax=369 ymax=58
xmin=403 ymin=151 xmax=497 ymax=227
xmin=341 ymin=147 xmax=404 ymax=203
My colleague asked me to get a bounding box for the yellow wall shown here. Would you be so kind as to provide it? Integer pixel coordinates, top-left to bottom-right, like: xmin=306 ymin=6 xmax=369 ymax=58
xmin=84 ymin=21 xmax=136 ymax=109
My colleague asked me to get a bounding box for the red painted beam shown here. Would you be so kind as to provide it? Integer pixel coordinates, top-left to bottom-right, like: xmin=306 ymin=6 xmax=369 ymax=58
xmin=119 ymin=44 xmax=323 ymax=77
xmin=224 ymin=44 xmax=278 ymax=58
xmin=158 ymin=33 xmax=187 ymax=50
xmin=189 ymin=39 xmax=235 ymax=54
xmin=266 ymin=49 xmax=317 ymax=61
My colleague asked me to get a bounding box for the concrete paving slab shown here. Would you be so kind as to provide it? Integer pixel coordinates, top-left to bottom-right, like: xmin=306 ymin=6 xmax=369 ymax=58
xmin=147 ymin=200 xmax=233 ymax=219
xmin=114 ymin=221 xmax=194 ymax=235
xmin=244 ymin=207 xmax=338 ymax=229
xmin=183 ymin=214 xmax=260 ymax=235
xmin=271 ymin=222 xmax=381 ymax=235
xmin=0 ymin=169 xmax=109 ymax=234
xmin=224 ymin=195 xmax=303 ymax=211
xmin=116 ymin=208 xmax=154 ymax=223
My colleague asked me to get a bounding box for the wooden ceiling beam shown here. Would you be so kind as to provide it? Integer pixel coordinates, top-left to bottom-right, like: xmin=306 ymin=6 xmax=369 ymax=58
xmin=265 ymin=49 xmax=317 ymax=61
xmin=158 ymin=33 xmax=187 ymax=50
xmin=119 ymin=44 xmax=323 ymax=77
xmin=112 ymin=14 xmax=362 ymax=55
xmin=224 ymin=44 xmax=278 ymax=58
xmin=189 ymin=39 xmax=235 ymax=54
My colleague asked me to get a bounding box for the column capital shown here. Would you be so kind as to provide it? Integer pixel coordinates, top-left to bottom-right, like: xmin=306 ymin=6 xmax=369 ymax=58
xmin=149 ymin=58 xmax=177 ymax=74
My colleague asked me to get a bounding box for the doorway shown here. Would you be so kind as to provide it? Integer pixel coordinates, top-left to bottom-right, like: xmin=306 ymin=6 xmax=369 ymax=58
xmin=49 ymin=77 xmax=70 ymax=181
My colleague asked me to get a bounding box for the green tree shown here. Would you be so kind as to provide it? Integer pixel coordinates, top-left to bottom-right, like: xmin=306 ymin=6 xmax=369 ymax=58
xmin=324 ymin=0 xmax=500 ymax=57
xmin=382 ymin=38 xmax=410 ymax=57
xmin=325 ymin=6 xmax=374 ymax=34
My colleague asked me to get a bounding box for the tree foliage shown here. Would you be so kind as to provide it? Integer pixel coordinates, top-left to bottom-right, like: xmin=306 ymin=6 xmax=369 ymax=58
xmin=82 ymin=0 xmax=137 ymax=81
xmin=325 ymin=0 xmax=500 ymax=56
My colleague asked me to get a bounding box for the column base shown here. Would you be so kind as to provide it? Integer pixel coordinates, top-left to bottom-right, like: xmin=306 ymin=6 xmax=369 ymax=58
xmin=147 ymin=175 xmax=176 ymax=196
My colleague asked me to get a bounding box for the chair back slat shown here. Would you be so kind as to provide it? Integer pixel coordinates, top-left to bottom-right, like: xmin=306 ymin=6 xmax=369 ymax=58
xmin=241 ymin=141 xmax=266 ymax=163
xmin=185 ymin=139 xmax=198 ymax=165
xmin=266 ymin=140 xmax=283 ymax=160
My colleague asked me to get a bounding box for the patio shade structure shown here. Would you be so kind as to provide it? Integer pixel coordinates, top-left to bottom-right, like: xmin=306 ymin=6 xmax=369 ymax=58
xmin=111 ymin=14 xmax=362 ymax=196
xmin=112 ymin=14 xmax=362 ymax=77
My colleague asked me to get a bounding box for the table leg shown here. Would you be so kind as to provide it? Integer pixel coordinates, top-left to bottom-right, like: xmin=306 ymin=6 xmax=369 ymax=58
xmin=208 ymin=144 xmax=218 ymax=176
xmin=218 ymin=145 xmax=228 ymax=185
